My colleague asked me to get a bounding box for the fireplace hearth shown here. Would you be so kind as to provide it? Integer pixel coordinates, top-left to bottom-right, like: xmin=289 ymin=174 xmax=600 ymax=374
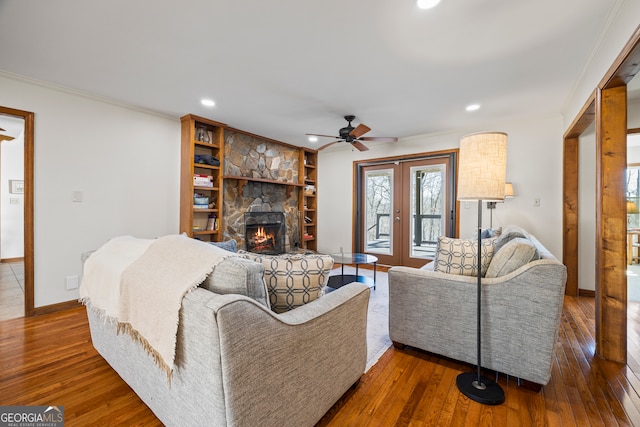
xmin=245 ymin=212 xmax=286 ymax=254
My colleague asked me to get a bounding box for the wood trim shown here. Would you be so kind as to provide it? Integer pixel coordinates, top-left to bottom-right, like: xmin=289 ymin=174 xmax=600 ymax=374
xmin=0 ymin=106 xmax=34 ymax=317
xmin=579 ymin=288 xmax=596 ymax=298
xmin=629 ymin=128 xmax=640 ymax=134
xmin=1 ymin=257 xmax=24 ymax=263
xmin=595 ymin=85 xmax=628 ymax=363
xmin=32 ymin=299 xmax=82 ymax=316
xmin=563 ymin=136 xmax=579 ymax=296
xmin=563 ymin=92 xmax=596 ymax=139
xmin=600 ymin=25 xmax=640 ymax=88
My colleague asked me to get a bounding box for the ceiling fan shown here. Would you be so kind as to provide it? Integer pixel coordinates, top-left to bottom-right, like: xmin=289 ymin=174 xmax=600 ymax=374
xmin=0 ymin=127 xmax=15 ymax=142
xmin=306 ymin=115 xmax=398 ymax=151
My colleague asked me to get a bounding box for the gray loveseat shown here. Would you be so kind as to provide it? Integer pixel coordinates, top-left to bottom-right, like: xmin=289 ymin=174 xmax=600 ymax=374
xmin=86 ymin=256 xmax=370 ymax=427
xmin=388 ymin=227 xmax=567 ymax=386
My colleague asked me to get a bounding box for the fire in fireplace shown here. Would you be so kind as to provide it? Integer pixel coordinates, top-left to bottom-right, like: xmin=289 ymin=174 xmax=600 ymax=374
xmin=244 ymin=212 xmax=286 ymax=254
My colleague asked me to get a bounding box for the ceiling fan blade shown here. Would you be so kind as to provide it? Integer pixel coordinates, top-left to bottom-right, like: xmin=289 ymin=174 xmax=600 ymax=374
xmin=359 ymin=137 xmax=398 ymax=143
xmin=0 ymin=127 xmax=5 ymax=131
xmin=318 ymin=141 xmax=341 ymax=150
xmin=350 ymin=124 xmax=371 ymax=139
xmin=351 ymin=141 xmax=369 ymax=151
xmin=0 ymin=134 xmax=15 ymax=142
xmin=306 ymin=133 xmax=340 ymax=139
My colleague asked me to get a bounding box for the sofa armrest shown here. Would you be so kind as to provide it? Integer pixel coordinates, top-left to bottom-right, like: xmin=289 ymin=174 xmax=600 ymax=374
xmin=208 ymin=282 xmax=370 ymax=427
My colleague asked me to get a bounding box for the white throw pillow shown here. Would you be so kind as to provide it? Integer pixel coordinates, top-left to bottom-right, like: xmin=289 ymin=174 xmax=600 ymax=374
xmin=485 ymin=237 xmax=539 ymax=278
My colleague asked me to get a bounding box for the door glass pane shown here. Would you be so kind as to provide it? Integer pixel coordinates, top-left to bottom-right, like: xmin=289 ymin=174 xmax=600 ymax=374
xmin=365 ymin=169 xmax=393 ymax=254
xmin=409 ymin=164 xmax=445 ymax=259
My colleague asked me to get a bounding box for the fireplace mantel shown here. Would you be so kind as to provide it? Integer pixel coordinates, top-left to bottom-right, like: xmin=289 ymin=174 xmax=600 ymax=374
xmin=223 ymin=175 xmax=304 ymax=198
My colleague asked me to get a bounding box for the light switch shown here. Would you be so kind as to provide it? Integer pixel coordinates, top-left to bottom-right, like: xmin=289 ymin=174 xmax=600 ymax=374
xmin=9 ymin=198 xmax=19 ymax=205
xmin=72 ymin=191 xmax=83 ymax=202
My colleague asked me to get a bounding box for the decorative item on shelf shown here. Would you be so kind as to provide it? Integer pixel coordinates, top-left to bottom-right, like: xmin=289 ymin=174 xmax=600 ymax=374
xmin=195 ymin=127 xmax=210 ymax=143
xmin=303 ymin=185 xmax=316 ymax=196
xmin=194 ymin=154 xmax=220 ymax=166
xmin=194 ymin=174 xmax=214 ymax=187
xmin=456 ymin=131 xmax=507 ymax=406
xmin=486 ymin=182 xmax=515 ymax=228
xmin=304 ymin=216 xmax=313 ymax=223
xmin=207 ymin=214 xmax=217 ymax=231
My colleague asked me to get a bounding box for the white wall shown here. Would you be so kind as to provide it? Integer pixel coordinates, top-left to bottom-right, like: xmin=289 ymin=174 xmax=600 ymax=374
xmin=0 ymin=73 xmax=180 ymax=307
xmin=317 ymin=113 xmax=565 ymax=261
xmin=563 ymin=1 xmax=640 ymax=130
xmin=0 ymin=127 xmax=25 ymax=258
xmin=578 ymin=123 xmax=597 ymax=292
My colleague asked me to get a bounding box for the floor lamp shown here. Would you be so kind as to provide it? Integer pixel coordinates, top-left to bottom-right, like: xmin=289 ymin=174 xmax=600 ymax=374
xmin=456 ymin=131 xmax=507 ymax=405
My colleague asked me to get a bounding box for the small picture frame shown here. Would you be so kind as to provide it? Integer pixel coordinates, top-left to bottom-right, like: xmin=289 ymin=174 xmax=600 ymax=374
xmin=9 ymin=180 xmax=24 ymax=194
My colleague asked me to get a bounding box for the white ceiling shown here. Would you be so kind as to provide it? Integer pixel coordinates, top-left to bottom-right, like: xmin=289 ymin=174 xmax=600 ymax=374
xmin=0 ymin=0 xmax=625 ymax=149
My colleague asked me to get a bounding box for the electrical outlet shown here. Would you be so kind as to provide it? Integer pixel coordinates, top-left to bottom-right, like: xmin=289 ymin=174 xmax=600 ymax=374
xmin=72 ymin=191 xmax=83 ymax=202
xmin=534 ymin=197 xmax=541 ymax=207
xmin=65 ymin=275 xmax=79 ymax=290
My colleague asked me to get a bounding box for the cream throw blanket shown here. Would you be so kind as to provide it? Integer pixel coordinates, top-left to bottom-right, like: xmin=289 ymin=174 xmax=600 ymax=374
xmin=80 ymin=234 xmax=228 ymax=377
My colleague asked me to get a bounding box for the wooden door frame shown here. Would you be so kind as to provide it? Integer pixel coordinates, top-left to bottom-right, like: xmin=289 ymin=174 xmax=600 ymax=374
xmin=563 ymin=25 xmax=640 ymax=363
xmin=0 ymin=106 xmax=34 ymax=317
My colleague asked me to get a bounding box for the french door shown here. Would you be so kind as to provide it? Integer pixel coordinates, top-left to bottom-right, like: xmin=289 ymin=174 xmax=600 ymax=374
xmin=356 ymin=154 xmax=455 ymax=267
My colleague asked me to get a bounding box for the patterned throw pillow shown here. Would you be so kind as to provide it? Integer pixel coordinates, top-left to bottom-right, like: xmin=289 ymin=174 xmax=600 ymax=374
xmin=433 ymin=236 xmax=496 ymax=277
xmin=237 ymin=251 xmax=334 ymax=313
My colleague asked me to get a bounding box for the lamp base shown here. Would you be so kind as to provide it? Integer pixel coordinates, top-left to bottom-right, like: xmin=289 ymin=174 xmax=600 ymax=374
xmin=456 ymin=372 xmax=505 ymax=405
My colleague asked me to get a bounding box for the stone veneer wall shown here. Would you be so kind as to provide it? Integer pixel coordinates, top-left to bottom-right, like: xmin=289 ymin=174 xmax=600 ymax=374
xmin=223 ymin=130 xmax=302 ymax=251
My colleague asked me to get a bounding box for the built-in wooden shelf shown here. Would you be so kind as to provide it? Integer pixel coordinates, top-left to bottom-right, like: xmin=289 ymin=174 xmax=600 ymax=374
xmin=194 ymin=140 xmax=220 ymax=149
xmin=193 ymin=164 xmax=220 ymax=171
xmin=194 ymin=186 xmax=219 ymax=191
xmin=192 ymin=208 xmax=219 ymax=213
xmin=193 ymin=230 xmax=219 ymax=235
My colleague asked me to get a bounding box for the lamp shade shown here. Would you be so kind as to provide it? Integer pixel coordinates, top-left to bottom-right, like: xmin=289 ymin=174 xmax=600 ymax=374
xmin=504 ymin=182 xmax=514 ymax=198
xmin=628 ymin=200 xmax=639 ymax=214
xmin=457 ymin=132 xmax=508 ymax=201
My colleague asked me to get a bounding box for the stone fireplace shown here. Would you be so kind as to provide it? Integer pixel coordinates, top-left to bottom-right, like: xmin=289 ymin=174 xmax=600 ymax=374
xmin=222 ymin=130 xmax=302 ymax=252
xmin=244 ymin=212 xmax=285 ymax=254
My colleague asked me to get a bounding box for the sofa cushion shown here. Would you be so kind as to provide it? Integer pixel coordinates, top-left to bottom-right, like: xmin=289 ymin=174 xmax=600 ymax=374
xmin=209 ymin=239 xmax=237 ymax=253
xmin=200 ymin=256 xmax=270 ymax=308
xmin=485 ymin=237 xmax=540 ymax=278
xmin=494 ymin=225 xmax=530 ymax=253
xmin=433 ymin=236 xmax=495 ymax=277
xmin=237 ymin=250 xmax=334 ymax=313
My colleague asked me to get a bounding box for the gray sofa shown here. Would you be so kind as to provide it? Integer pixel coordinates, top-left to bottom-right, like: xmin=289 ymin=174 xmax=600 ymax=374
xmin=86 ymin=256 xmax=370 ymax=427
xmin=388 ymin=228 xmax=567 ymax=386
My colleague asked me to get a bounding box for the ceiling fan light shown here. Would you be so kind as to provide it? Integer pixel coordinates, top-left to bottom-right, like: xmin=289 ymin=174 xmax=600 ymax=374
xmin=417 ymin=0 xmax=441 ymax=10
xmin=308 ymin=136 xmax=318 ymax=142
xmin=466 ymin=104 xmax=480 ymax=111
xmin=201 ymin=99 xmax=215 ymax=107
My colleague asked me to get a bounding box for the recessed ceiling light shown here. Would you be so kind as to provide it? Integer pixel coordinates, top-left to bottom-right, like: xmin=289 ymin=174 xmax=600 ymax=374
xmin=201 ymin=99 xmax=215 ymax=107
xmin=417 ymin=0 xmax=441 ymax=10
xmin=466 ymin=104 xmax=480 ymax=112
xmin=308 ymin=136 xmax=318 ymax=143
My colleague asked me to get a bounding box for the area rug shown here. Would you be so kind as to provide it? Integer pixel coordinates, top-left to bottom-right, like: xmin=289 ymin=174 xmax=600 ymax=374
xmin=328 ymin=266 xmax=392 ymax=371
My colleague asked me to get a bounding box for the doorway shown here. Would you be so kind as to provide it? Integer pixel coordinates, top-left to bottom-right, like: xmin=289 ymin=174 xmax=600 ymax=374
xmin=355 ymin=151 xmax=457 ymax=268
xmin=0 ymin=106 xmax=34 ymax=318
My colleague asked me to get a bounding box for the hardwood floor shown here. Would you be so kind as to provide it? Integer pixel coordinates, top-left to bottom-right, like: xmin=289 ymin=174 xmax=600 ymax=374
xmin=1 ymin=297 xmax=640 ymax=426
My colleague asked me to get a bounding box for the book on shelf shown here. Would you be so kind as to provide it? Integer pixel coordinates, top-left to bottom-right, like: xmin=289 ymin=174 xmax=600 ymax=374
xmin=193 ymin=174 xmax=214 ymax=187
xmin=304 ymin=216 xmax=313 ymax=223
xmin=194 ymin=204 xmax=209 ymax=209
